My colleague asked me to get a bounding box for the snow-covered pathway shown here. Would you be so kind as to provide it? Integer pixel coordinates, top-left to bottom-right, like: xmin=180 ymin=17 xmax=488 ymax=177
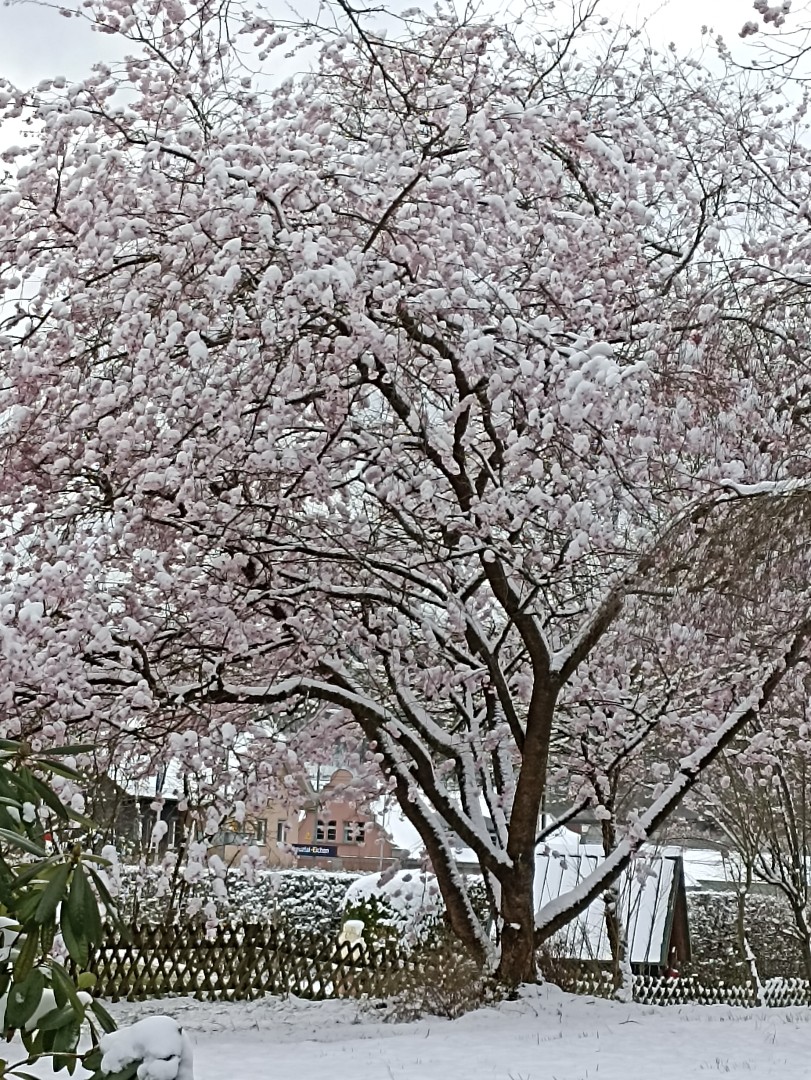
xmin=107 ymin=986 xmax=811 ymax=1079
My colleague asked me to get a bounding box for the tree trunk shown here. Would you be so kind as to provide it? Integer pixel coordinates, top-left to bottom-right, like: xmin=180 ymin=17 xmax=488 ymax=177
xmin=735 ymin=870 xmax=764 ymax=1002
xmin=599 ymin=802 xmax=624 ymax=993
xmin=603 ymin=883 xmax=623 ymax=983
xmin=495 ymin=859 xmax=537 ymax=986
xmin=789 ymin=901 xmax=811 ymax=983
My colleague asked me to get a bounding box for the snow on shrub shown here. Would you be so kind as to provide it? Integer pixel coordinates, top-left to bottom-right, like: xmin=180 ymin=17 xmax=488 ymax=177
xmin=94 ymin=1016 xmax=194 ymax=1080
xmin=341 ymin=870 xmax=443 ymax=946
xmin=120 ymin=865 xmax=362 ymax=932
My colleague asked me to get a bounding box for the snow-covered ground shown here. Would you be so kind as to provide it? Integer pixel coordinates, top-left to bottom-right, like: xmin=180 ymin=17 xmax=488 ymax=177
xmin=99 ymin=986 xmax=810 ymax=1079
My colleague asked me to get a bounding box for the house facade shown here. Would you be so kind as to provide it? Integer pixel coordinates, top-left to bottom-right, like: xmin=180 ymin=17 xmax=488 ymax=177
xmin=293 ymin=768 xmax=404 ymax=872
xmin=212 ymin=800 xmax=298 ymax=868
xmin=107 ymin=760 xmax=404 ymax=873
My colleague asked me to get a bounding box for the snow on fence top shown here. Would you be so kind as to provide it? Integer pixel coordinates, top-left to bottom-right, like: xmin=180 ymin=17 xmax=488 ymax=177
xmin=534 ymin=849 xmax=686 ymax=966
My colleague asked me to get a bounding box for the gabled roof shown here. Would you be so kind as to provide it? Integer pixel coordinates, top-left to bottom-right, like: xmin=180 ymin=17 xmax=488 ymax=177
xmin=534 ymin=849 xmax=686 ymax=966
xmin=109 ymin=758 xmax=186 ymax=801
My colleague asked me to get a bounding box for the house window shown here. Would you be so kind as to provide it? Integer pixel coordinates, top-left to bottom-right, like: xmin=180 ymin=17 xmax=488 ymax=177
xmin=276 ymin=820 xmax=287 ymax=843
xmin=327 ymin=820 xmax=337 ymax=842
xmin=343 ymin=822 xmax=354 ymax=843
xmin=355 ymin=822 xmax=366 ymax=844
xmin=214 ymin=819 xmax=266 ymax=846
xmin=316 ymin=820 xmax=325 ymax=841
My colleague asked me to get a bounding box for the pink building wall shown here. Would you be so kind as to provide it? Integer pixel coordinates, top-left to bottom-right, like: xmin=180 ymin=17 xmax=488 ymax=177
xmin=296 ymin=797 xmax=400 ymax=872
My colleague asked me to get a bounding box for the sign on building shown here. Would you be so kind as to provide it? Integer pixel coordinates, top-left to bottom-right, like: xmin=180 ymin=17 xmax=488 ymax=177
xmin=292 ymin=843 xmax=338 ymax=858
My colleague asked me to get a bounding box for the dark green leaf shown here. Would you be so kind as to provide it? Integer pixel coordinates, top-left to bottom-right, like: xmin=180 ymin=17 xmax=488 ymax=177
xmin=66 ymin=867 xmax=101 ymax=944
xmin=34 ymin=864 xmax=70 ymax=925
xmin=4 ymin=969 xmax=45 ymax=1030
xmin=85 ymin=868 xmax=125 ymax=937
xmin=12 ymin=858 xmax=62 ymax=893
xmin=32 ymin=762 xmax=82 ymax=783
xmin=15 ymin=888 xmax=43 ymax=924
xmin=86 ymin=1063 xmax=138 ymax=1080
xmin=36 ymin=1006 xmax=76 ymax=1033
xmin=23 ymin=775 xmax=70 ymax=820
xmin=13 ymin=931 xmax=40 ymax=982
xmin=83 ymin=1048 xmax=103 ymax=1072
xmin=34 ymin=745 xmax=95 ymax=758
xmin=58 ymin=909 xmax=88 ymax=970
xmin=0 ymin=831 xmax=45 ymax=858
xmin=88 ymin=1000 xmax=115 ymax=1034
xmin=52 ymin=1020 xmax=81 ymax=1054
xmin=24 ymin=1028 xmax=44 ymax=1058
xmin=48 ymin=962 xmax=84 ymax=1016
xmin=39 ymin=921 xmax=55 ymax=958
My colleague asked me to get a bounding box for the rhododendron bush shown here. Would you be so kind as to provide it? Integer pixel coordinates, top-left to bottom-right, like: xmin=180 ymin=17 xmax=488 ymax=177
xmin=1 ymin=0 xmax=811 ymax=983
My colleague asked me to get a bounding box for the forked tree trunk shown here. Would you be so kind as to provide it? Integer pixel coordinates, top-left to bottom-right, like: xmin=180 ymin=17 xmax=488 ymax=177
xmin=735 ymin=871 xmax=764 ymax=1003
xmin=492 ymin=690 xmax=556 ymax=987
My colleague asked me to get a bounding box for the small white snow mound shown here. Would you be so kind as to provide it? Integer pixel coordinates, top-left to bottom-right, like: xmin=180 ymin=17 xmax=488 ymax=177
xmin=337 ymin=918 xmax=367 ymax=957
xmin=100 ymin=1016 xmax=194 ymax=1080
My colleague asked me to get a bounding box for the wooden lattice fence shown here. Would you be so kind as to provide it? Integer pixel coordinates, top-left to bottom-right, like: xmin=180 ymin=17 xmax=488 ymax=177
xmin=83 ymin=924 xmax=407 ymax=1002
xmin=574 ymin=972 xmax=811 ymax=1008
xmin=80 ymin=926 xmax=811 ymax=1006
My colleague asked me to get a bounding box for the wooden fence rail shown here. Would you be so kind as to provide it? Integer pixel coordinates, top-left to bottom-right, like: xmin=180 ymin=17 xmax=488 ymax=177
xmin=82 ymin=924 xmax=407 ymax=1002
xmin=80 ymin=925 xmax=811 ymax=1007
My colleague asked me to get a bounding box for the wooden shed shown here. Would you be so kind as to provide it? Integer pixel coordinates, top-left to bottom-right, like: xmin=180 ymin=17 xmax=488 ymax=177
xmin=534 ymin=848 xmax=691 ymax=972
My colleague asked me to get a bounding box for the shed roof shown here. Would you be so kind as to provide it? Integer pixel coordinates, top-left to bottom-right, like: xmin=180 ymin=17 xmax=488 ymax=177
xmin=534 ymin=850 xmax=684 ymax=966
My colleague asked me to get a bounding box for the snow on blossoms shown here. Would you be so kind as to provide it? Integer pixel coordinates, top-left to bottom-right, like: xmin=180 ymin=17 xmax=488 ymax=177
xmin=1 ymin=0 xmax=811 ymax=983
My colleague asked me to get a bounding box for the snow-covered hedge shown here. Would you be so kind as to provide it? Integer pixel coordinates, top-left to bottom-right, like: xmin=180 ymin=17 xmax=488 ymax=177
xmin=686 ymin=891 xmax=811 ymax=980
xmin=119 ymin=865 xmax=361 ymax=933
xmin=116 ymin=863 xmax=492 ymax=943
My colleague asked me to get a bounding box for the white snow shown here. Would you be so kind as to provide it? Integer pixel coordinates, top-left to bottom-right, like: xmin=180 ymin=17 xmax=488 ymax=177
xmin=342 ymin=869 xmax=442 ymax=941
xmin=100 ymin=1016 xmax=194 ymax=1080
xmin=88 ymin=989 xmax=811 ymax=1080
xmin=337 ymin=919 xmax=365 ymax=949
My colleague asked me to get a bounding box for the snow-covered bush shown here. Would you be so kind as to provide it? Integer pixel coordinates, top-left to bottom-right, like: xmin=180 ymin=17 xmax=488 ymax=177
xmin=85 ymin=1016 xmax=194 ymax=1080
xmin=341 ymin=870 xmax=444 ymax=948
xmin=686 ymin=891 xmax=811 ymax=981
xmin=119 ymin=866 xmax=360 ymax=932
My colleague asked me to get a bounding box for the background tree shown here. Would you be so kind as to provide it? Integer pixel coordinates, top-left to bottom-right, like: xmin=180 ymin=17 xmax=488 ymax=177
xmin=702 ymin=700 xmax=811 ymax=982
xmin=2 ymin=0 xmax=811 ymax=985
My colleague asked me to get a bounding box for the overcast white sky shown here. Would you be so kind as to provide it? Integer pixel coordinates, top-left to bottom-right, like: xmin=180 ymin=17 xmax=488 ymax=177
xmin=0 ymin=0 xmax=754 ymax=87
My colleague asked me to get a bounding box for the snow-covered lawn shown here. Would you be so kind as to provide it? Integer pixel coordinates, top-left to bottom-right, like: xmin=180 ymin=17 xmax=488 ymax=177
xmin=102 ymin=986 xmax=810 ymax=1079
